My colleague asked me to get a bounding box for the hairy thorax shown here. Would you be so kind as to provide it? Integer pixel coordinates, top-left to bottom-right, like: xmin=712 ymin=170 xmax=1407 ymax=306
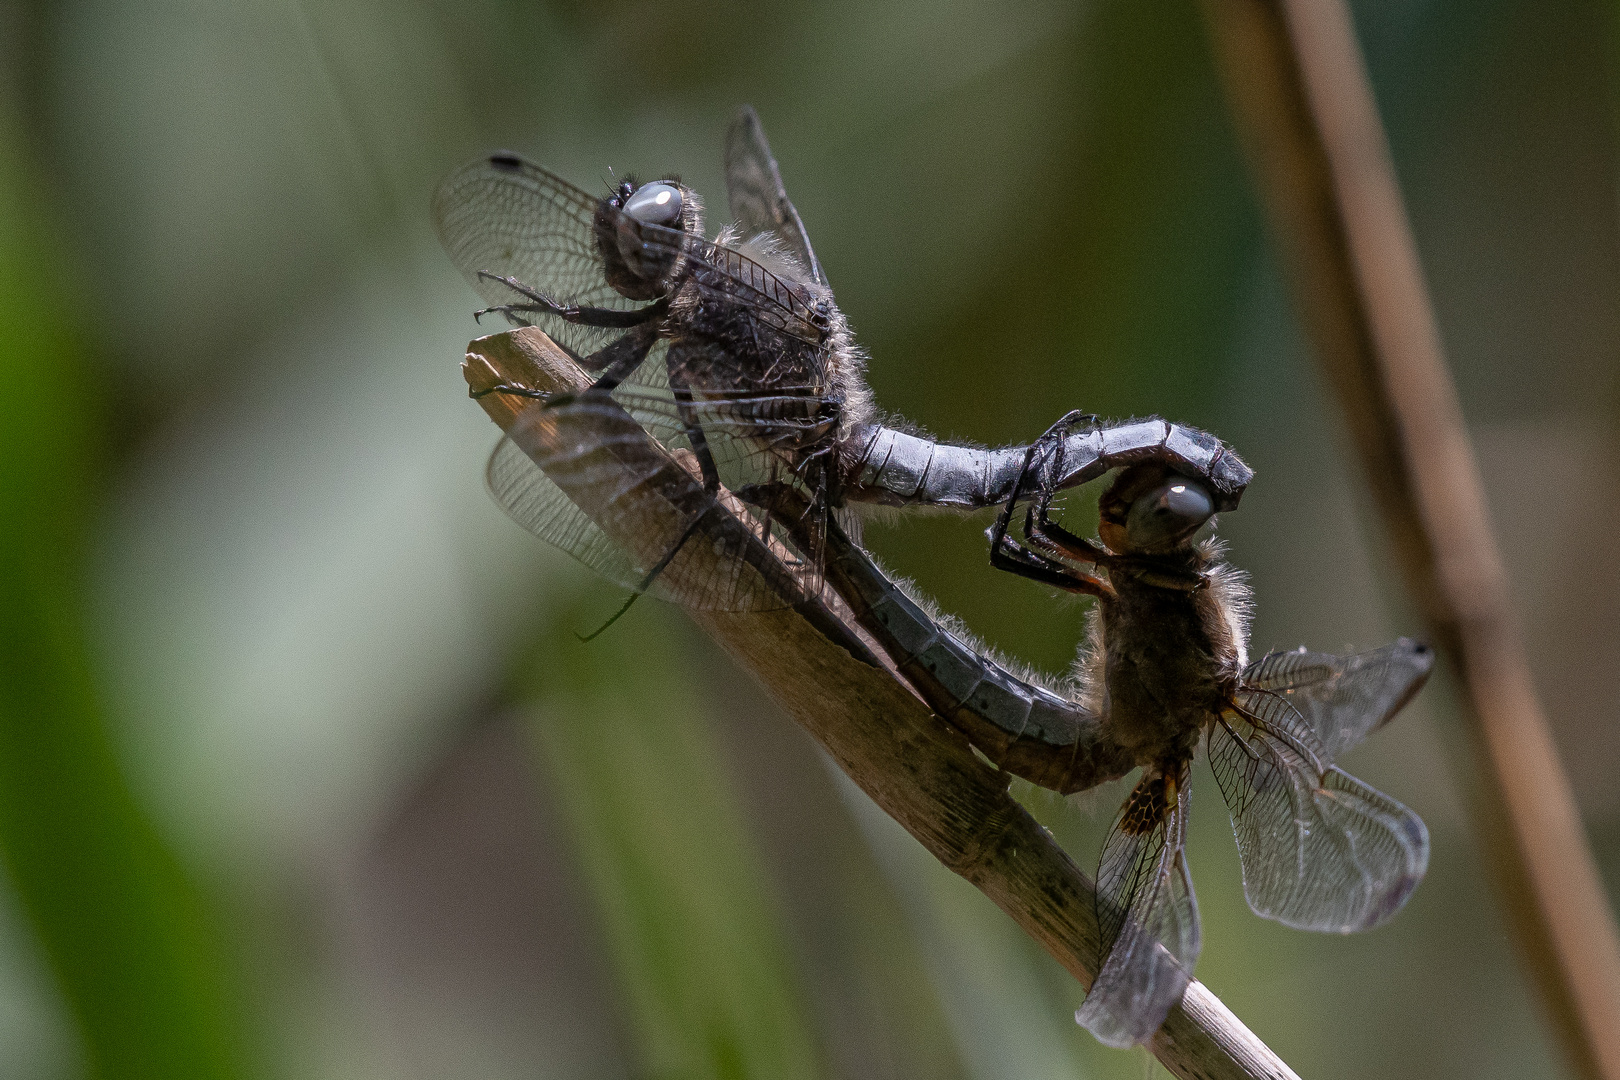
xmin=1098 ymin=550 xmax=1245 ymax=765
xmin=670 ymin=260 xmax=845 ymax=448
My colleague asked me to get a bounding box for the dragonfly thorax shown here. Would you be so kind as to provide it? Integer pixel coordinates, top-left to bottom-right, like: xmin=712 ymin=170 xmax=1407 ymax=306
xmin=1095 ymin=544 xmax=1247 ymax=764
xmin=1089 ymin=465 xmax=1248 ymax=764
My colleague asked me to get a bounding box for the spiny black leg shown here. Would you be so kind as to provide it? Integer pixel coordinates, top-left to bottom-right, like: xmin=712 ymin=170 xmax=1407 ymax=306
xmin=1024 ymin=410 xmax=1097 ymax=505
xmin=674 ymin=388 xmax=721 ymax=491
xmin=576 ymin=591 xmax=641 ymax=642
xmin=1018 ymin=412 xmax=1122 ymax=567
xmin=1028 ymin=521 xmax=1111 ymax=567
xmin=483 ymin=321 xmax=659 ymax=401
xmin=736 ymin=477 xmax=826 ymax=580
xmin=474 ymin=304 xmax=543 ymax=328
xmin=603 ymin=503 xmax=719 ymax=631
xmin=987 ymin=410 xmax=1113 ymax=597
xmin=988 ymin=529 xmax=1112 ymax=597
xmin=474 ymin=272 xmax=666 ymax=328
xmin=586 ymin=321 xmax=662 ymax=389
xmin=469 ymin=382 xmax=550 ymax=402
xmin=989 ymin=409 xmax=1083 ymax=560
xmin=1021 ymin=420 xmax=1081 ymax=555
xmin=988 ymin=435 xmax=1049 ymax=563
xmin=1025 ymin=491 xmax=1111 ymax=565
xmin=797 ymin=476 xmax=832 ymax=573
xmin=1025 ymin=409 xmax=1101 ymax=512
xmin=576 ymin=502 xmax=717 ymax=642
xmin=665 ymin=349 xmax=721 ymax=492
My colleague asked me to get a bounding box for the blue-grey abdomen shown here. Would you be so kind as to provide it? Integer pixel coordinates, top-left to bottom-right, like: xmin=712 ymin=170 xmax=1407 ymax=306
xmin=825 ymin=526 xmax=1133 ymax=793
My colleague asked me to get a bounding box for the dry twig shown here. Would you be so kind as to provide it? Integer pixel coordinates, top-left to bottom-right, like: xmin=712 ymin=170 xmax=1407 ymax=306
xmin=1199 ymin=2 xmax=1620 ymax=1077
xmin=462 ymin=326 xmax=1299 ymax=1080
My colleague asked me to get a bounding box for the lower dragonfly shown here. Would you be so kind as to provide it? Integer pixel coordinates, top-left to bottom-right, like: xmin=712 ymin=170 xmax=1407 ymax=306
xmin=772 ymin=412 xmax=1432 ymax=1047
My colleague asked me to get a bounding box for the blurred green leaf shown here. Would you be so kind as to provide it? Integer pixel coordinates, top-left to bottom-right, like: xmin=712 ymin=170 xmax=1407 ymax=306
xmin=521 ymin=604 xmax=822 ymax=1080
xmin=0 ymin=105 xmax=248 ymax=1079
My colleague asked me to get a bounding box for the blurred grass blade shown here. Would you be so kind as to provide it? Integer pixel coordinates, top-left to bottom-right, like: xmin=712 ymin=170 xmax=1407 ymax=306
xmin=520 ymin=604 xmax=822 ymax=1080
xmin=0 ymin=103 xmax=247 ymax=1078
xmin=1061 ymin=0 xmax=1260 ymax=423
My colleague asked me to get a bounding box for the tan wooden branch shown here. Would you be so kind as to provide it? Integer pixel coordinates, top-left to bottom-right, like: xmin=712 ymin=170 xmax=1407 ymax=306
xmin=1198 ymin=3 xmax=1620 ymax=1078
xmin=461 ymin=326 xmax=1298 ymax=1080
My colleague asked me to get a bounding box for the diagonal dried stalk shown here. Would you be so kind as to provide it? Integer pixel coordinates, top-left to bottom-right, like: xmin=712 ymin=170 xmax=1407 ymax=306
xmin=462 ymin=326 xmax=1299 ymax=1080
xmin=1199 ymin=2 xmax=1620 ymax=1078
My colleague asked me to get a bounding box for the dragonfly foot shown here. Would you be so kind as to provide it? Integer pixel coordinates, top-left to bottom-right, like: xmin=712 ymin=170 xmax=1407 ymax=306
xmin=469 ymin=382 xmax=551 ymax=402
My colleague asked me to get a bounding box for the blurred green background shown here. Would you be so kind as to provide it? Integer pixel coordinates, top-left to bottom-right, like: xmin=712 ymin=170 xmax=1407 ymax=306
xmin=0 ymin=0 xmax=1616 ymax=1077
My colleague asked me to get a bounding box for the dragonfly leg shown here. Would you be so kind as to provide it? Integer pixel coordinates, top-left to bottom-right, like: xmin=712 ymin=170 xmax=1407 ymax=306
xmin=469 ymin=382 xmax=550 ymax=403
xmin=1025 ymin=497 xmax=1112 ymax=566
xmin=1020 ymin=415 xmax=1116 ymax=566
xmin=665 ymin=346 xmax=721 ymax=492
xmin=988 ymin=530 xmax=1114 ymax=598
xmin=985 ymin=431 xmax=1047 ymax=559
xmin=986 ymin=428 xmax=1114 ymax=598
xmin=473 ymin=272 xmax=667 ymax=328
xmin=582 ymin=321 xmax=662 ymax=391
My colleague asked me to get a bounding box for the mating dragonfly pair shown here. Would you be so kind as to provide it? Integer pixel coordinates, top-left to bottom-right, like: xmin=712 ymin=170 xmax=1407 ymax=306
xmin=434 ymin=108 xmax=1431 ymax=1048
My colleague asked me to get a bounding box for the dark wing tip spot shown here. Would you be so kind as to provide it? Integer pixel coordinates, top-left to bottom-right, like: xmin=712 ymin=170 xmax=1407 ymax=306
xmin=489 ymin=153 xmax=523 ymax=172
xmin=1397 ymin=637 xmax=1434 ymax=661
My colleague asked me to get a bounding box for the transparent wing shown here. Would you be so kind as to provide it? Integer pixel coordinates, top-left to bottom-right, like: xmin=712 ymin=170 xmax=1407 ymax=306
xmin=634 ymin=221 xmax=831 ymax=346
xmin=1075 ymin=761 xmax=1200 ymax=1048
xmin=486 ymin=390 xmax=826 ymax=612
xmin=1241 ymin=639 xmax=1433 ymax=763
xmin=723 ymin=105 xmax=826 ymax=286
xmin=487 ymin=435 xmax=682 ymax=603
xmin=433 ymin=153 xmax=647 ymax=360
xmin=1208 ymin=709 xmax=1429 ymax=932
xmin=435 ymin=152 xmax=830 ymax=368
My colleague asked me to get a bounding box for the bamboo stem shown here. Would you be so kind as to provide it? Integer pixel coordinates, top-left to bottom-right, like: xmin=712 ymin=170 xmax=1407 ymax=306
xmin=462 ymin=326 xmax=1299 ymax=1080
xmin=1199 ymin=3 xmax=1620 ymax=1077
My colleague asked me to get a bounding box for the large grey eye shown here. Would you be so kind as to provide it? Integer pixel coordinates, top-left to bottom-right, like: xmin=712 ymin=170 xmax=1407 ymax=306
xmin=623 ymin=182 xmax=683 ymax=226
xmin=1125 ymin=478 xmax=1214 ymax=551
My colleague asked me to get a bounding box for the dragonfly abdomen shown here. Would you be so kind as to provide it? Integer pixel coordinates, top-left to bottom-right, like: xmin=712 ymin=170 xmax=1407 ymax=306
xmin=841 ymin=425 xmax=1026 ymax=508
xmin=839 ymin=419 xmax=1256 ymax=514
xmin=821 ymin=525 xmax=1134 ymax=794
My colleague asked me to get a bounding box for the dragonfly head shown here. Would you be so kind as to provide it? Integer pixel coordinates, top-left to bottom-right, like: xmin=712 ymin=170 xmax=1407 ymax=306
xmin=1099 ymin=465 xmax=1215 ymax=556
xmin=623 ymin=181 xmax=683 ymax=226
xmin=596 ymin=177 xmax=703 ymax=301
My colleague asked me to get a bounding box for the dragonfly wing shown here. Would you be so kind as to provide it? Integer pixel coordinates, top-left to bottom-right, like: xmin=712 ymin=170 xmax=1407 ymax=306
xmin=487 ymin=434 xmax=681 ymax=601
xmin=1210 ymin=708 xmax=1429 ymax=932
xmin=1075 ymin=761 xmax=1200 ymax=1048
xmin=434 ymin=153 xmax=652 ymax=359
xmin=611 ymin=384 xmax=827 ymax=488
xmin=723 ymin=106 xmax=826 ymax=286
xmin=625 ymin=220 xmax=830 ymax=346
xmin=487 ymin=393 xmax=819 ymax=612
xmin=1241 ymin=639 xmax=1433 ymax=763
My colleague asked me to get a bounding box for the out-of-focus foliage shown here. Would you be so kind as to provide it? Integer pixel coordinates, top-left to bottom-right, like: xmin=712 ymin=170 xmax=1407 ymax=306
xmin=0 ymin=92 xmax=246 ymax=1080
xmin=0 ymin=0 xmax=1616 ymax=1078
xmin=518 ymin=605 xmax=821 ymax=1080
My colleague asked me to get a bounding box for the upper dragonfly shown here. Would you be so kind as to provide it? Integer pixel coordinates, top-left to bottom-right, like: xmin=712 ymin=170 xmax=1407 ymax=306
xmin=773 ymin=412 xmax=1432 ymax=1047
xmin=434 ymin=108 xmax=1251 ymax=610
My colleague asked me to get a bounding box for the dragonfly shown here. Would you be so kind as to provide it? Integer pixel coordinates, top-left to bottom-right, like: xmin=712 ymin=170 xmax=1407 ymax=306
xmin=772 ymin=412 xmax=1432 ymax=1047
xmin=435 ymin=108 xmax=1252 ymax=611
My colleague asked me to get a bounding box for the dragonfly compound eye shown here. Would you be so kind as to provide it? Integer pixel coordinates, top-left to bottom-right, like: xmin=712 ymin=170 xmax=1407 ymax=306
xmin=1124 ymin=478 xmax=1214 ymax=551
xmin=623 ymin=182 xmax=683 ymax=226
